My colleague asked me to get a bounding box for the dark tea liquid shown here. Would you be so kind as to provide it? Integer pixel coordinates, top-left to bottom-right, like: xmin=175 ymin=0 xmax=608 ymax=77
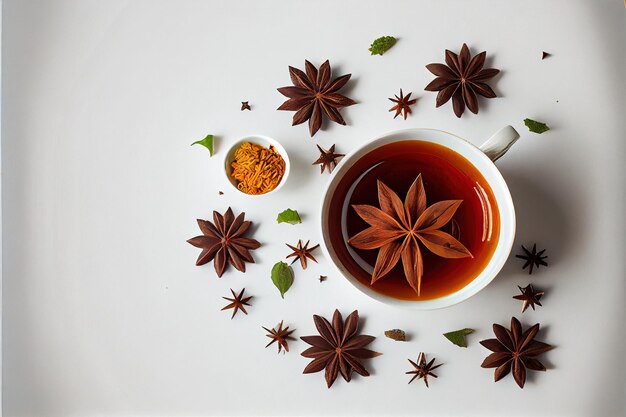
xmin=327 ymin=140 xmax=500 ymax=300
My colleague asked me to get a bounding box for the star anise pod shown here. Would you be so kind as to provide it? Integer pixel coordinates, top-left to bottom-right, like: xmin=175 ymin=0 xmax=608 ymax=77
xmin=277 ymin=60 xmax=356 ymax=137
xmin=406 ymin=352 xmax=442 ymax=387
xmin=480 ymin=317 xmax=553 ymax=388
xmin=286 ymin=239 xmax=319 ymax=269
xmin=187 ymin=208 xmax=261 ymax=277
xmin=312 ymin=144 xmax=344 ymax=174
xmin=348 ymin=174 xmax=472 ymax=295
xmin=262 ymin=320 xmax=295 ymax=353
xmin=516 ymin=244 xmax=548 ymax=274
xmin=451 ymin=218 xmax=461 ymax=240
xmin=301 ymin=309 xmax=381 ymax=388
xmin=221 ymin=288 xmax=252 ymax=319
xmin=388 ymin=89 xmax=417 ymax=119
xmin=424 ymin=43 xmax=499 ymax=117
xmin=513 ymin=284 xmax=544 ymax=313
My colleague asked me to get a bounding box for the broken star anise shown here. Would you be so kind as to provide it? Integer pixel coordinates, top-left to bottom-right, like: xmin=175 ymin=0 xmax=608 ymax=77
xmin=312 ymin=144 xmax=344 ymax=174
xmin=286 ymin=239 xmax=320 ymax=270
xmin=480 ymin=317 xmax=553 ymax=389
xmin=425 ymin=43 xmax=499 ymax=117
xmin=221 ymin=288 xmax=252 ymax=319
xmin=262 ymin=320 xmax=295 ymax=354
xmin=513 ymin=284 xmax=544 ymax=313
xmin=348 ymin=174 xmax=472 ymax=295
xmin=384 ymin=329 xmax=407 ymax=342
xmin=301 ymin=309 xmax=381 ymax=388
xmin=516 ymin=244 xmax=548 ymax=274
xmin=187 ymin=207 xmax=261 ymax=277
xmin=406 ymin=352 xmax=442 ymax=387
xmin=388 ymin=89 xmax=417 ymax=119
xmin=277 ymin=60 xmax=356 ymax=137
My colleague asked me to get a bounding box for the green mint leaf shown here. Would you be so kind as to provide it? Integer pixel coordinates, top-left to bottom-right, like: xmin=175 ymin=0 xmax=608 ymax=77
xmin=271 ymin=261 xmax=294 ymax=299
xmin=368 ymin=36 xmax=397 ymax=56
xmin=443 ymin=328 xmax=474 ymax=348
xmin=191 ymin=134 xmax=214 ymax=156
xmin=277 ymin=209 xmax=302 ymax=225
xmin=523 ymin=118 xmax=550 ymax=134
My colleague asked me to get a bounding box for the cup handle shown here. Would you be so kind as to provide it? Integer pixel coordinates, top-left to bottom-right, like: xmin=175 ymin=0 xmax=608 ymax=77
xmin=479 ymin=126 xmax=520 ymax=162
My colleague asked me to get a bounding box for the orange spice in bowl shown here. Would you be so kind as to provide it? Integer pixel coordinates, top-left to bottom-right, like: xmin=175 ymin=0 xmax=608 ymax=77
xmin=230 ymin=142 xmax=286 ymax=195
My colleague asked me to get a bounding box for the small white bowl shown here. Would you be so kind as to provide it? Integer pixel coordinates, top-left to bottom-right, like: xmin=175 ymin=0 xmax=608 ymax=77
xmin=223 ymin=135 xmax=290 ymax=196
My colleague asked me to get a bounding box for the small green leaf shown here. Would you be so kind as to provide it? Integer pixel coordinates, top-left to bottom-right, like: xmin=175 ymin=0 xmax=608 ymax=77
xmin=271 ymin=261 xmax=294 ymax=299
xmin=443 ymin=328 xmax=474 ymax=348
xmin=277 ymin=209 xmax=302 ymax=225
xmin=191 ymin=134 xmax=214 ymax=156
xmin=368 ymin=36 xmax=397 ymax=56
xmin=523 ymin=118 xmax=550 ymax=134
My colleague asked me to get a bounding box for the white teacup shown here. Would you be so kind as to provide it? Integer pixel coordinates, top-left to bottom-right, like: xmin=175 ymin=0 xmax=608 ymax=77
xmin=319 ymin=126 xmax=520 ymax=309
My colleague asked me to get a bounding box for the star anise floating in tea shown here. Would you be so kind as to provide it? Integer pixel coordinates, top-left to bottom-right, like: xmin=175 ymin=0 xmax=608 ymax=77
xmin=516 ymin=244 xmax=548 ymax=274
xmin=480 ymin=317 xmax=553 ymax=388
xmin=240 ymin=101 xmax=251 ymax=111
xmin=286 ymin=239 xmax=320 ymax=269
xmin=277 ymin=60 xmax=356 ymax=137
xmin=406 ymin=352 xmax=442 ymax=387
xmin=425 ymin=43 xmax=499 ymax=117
xmin=313 ymin=144 xmax=344 ymax=174
xmin=262 ymin=320 xmax=295 ymax=353
xmin=348 ymin=174 xmax=472 ymax=295
xmin=513 ymin=284 xmax=544 ymax=313
xmin=301 ymin=309 xmax=381 ymax=388
xmin=388 ymin=89 xmax=417 ymax=120
xmin=187 ymin=208 xmax=261 ymax=277
xmin=221 ymin=288 xmax=253 ymax=319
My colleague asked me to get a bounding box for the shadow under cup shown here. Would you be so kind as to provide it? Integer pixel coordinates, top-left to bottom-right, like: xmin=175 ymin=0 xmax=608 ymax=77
xmin=323 ymin=139 xmax=504 ymax=304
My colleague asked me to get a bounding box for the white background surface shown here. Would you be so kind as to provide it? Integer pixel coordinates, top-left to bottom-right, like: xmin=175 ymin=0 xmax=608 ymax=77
xmin=2 ymin=1 xmax=625 ymax=416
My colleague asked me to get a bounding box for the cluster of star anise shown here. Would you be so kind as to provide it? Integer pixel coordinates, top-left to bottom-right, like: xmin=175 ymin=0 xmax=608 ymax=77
xmin=184 ymin=45 xmax=563 ymax=394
